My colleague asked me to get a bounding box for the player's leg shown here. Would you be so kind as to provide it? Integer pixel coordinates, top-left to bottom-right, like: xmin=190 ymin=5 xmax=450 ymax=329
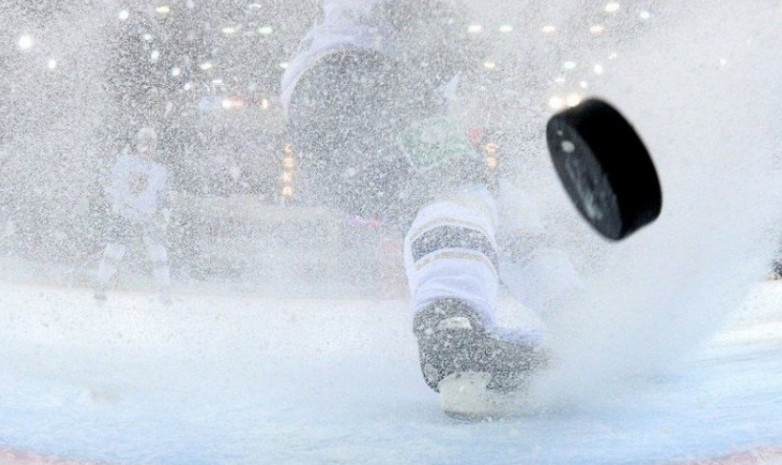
xmin=405 ymin=183 xmax=546 ymax=395
xmin=95 ymin=242 xmax=126 ymax=300
xmin=144 ymin=236 xmax=171 ymax=304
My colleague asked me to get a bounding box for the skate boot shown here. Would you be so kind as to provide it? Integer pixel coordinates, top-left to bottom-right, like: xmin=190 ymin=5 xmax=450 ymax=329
xmin=413 ymin=298 xmax=547 ymax=418
xmin=94 ymin=286 xmax=107 ymax=303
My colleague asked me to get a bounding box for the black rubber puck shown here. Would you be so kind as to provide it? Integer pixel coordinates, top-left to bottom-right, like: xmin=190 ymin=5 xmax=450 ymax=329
xmin=546 ymin=98 xmax=662 ymax=240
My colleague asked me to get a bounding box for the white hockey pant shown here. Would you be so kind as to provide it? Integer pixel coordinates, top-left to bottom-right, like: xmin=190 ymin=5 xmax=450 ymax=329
xmin=404 ymin=183 xmax=500 ymax=322
xmin=144 ymin=237 xmax=171 ymax=291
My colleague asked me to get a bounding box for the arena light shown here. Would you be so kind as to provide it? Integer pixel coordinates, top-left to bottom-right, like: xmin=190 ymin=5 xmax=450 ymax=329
xmin=566 ymin=93 xmax=582 ymax=107
xmin=483 ymin=61 xmax=497 ymax=70
xmin=605 ymin=2 xmax=621 ymax=13
xmin=590 ymin=24 xmax=605 ymax=35
xmin=548 ymin=95 xmax=565 ymax=111
xmin=279 ymin=62 xmax=289 ymax=69
xmin=47 ymin=59 xmax=57 ymax=70
xmin=171 ymin=66 xmax=182 ymax=77
xmin=484 ymin=142 xmax=499 ymax=170
xmin=222 ymin=26 xmax=237 ymax=35
xmin=155 ymin=5 xmax=170 ymax=15
xmin=639 ymin=10 xmax=651 ymax=20
xmin=499 ymin=24 xmax=513 ymax=33
xmin=222 ymin=97 xmax=244 ymax=110
xmin=541 ymin=25 xmax=556 ymax=34
xmin=199 ymin=62 xmax=213 ymax=71
xmin=468 ymin=24 xmax=483 ymax=33
xmin=563 ymin=60 xmax=577 ymax=70
xmin=18 ymin=34 xmax=34 ymax=50
xmin=258 ymin=26 xmax=274 ymax=35
xmin=118 ymin=10 xmax=130 ymax=21
xmin=593 ymin=63 xmax=605 ymax=75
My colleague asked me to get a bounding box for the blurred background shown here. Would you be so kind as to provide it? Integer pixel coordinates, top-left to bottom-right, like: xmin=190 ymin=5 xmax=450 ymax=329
xmin=0 ymin=0 xmax=671 ymax=296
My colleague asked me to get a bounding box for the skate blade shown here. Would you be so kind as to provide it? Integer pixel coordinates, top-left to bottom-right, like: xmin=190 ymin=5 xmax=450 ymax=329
xmin=438 ymin=372 xmax=516 ymax=420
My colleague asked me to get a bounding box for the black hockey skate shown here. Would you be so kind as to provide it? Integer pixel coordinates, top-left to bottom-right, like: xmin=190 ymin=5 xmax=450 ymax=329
xmin=414 ymin=299 xmax=547 ymax=418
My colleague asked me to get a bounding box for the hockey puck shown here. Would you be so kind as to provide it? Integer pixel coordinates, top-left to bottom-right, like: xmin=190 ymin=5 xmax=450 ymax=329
xmin=546 ymin=98 xmax=662 ymax=240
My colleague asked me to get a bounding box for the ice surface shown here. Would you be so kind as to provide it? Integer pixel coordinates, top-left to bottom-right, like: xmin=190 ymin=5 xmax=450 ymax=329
xmin=0 ymin=280 xmax=780 ymax=465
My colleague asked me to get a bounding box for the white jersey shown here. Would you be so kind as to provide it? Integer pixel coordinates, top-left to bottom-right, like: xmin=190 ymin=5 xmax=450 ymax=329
xmin=280 ymin=0 xmax=392 ymax=114
xmin=109 ymin=152 xmax=167 ymax=223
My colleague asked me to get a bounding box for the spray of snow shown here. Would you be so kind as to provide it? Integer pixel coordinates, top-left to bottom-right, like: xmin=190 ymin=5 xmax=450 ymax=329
xmin=504 ymin=3 xmax=782 ymax=408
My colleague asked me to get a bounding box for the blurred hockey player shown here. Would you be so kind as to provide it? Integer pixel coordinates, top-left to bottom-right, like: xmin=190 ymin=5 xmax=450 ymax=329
xmin=282 ymin=0 xmax=585 ymax=415
xmin=94 ymin=127 xmax=172 ymax=305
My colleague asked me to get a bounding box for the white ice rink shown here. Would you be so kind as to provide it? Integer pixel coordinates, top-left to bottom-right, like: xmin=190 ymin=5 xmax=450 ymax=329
xmin=0 ymin=278 xmax=781 ymax=465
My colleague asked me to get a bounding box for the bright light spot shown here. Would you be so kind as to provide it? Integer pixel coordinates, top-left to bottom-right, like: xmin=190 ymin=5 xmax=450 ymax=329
xmin=605 ymin=2 xmax=621 ymax=13
xmin=563 ymin=60 xmax=577 ymax=70
xmin=608 ymin=52 xmax=618 ymax=60
xmin=554 ymin=76 xmax=566 ymax=84
xmin=143 ymin=33 xmax=153 ymax=41
xmin=639 ymin=10 xmax=651 ymax=20
xmin=258 ymin=26 xmax=274 ymax=35
xmin=18 ymin=34 xmax=34 ymax=50
xmin=212 ymin=78 xmax=224 ymax=86
xmin=280 ymin=62 xmax=289 ymax=69
xmin=248 ymin=3 xmax=262 ymax=9
xmin=541 ymin=25 xmax=556 ymax=34
xmin=579 ymin=81 xmax=589 ymax=89
xmin=260 ymin=98 xmax=270 ymax=110
xmin=171 ymin=67 xmax=182 ymax=77
xmin=468 ymin=24 xmax=483 ymax=33
xmin=590 ymin=24 xmax=605 ymax=35
xmin=118 ymin=10 xmax=130 ymax=21
xmin=566 ymin=93 xmax=582 ymax=107
xmin=281 ymin=172 xmax=293 ymax=183
xmin=155 ymin=5 xmax=170 ymax=14
xmin=282 ymin=186 xmax=294 ymax=198
xmin=183 ymin=82 xmax=193 ymax=91
xmin=593 ymin=64 xmax=605 ymax=75
xmin=222 ymin=26 xmax=237 ymax=35
xmin=199 ymin=62 xmax=213 ymax=71
xmin=47 ymin=59 xmax=57 ymax=70
xmin=485 ymin=142 xmax=499 ymax=155
xmin=483 ymin=61 xmax=497 ymax=70
xmin=499 ymin=24 xmax=513 ymax=33
xmin=150 ymin=50 xmax=160 ymax=62
xmin=549 ymin=96 xmax=565 ymax=110
xmin=222 ymin=97 xmax=244 ymax=110
xmin=719 ymin=57 xmax=728 ymax=67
